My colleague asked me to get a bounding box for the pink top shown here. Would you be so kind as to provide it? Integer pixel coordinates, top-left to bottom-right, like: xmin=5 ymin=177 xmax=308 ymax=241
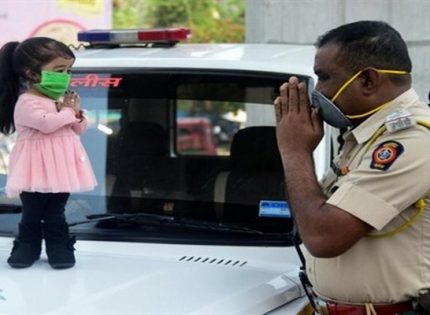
xmin=5 ymin=93 xmax=97 ymax=197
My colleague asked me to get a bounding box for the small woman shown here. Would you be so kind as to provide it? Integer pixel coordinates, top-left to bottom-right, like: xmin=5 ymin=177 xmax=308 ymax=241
xmin=0 ymin=37 xmax=97 ymax=269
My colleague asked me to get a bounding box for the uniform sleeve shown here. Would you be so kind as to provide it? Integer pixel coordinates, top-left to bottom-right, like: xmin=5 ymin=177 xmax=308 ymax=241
xmin=326 ymin=125 xmax=430 ymax=230
xmin=15 ymin=98 xmax=79 ymax=134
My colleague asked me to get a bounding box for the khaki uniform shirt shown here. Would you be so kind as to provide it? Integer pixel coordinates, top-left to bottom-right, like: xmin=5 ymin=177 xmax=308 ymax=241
xmin=305 ymin=89 xmax=430 ymax=304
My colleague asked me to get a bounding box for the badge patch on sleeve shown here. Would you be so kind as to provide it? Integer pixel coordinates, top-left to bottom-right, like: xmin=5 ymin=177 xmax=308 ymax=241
xmin=370 ymin=141 xmax=404 ymax=171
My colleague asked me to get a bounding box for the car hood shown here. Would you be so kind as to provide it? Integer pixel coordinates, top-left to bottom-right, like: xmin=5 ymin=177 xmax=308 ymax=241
xmin=0 ymin=238 xmax=305 ymax=315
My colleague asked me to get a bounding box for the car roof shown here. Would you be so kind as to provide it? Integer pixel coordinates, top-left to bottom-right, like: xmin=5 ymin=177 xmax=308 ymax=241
xmin=73 ymin=43 xmax=317 ymax=78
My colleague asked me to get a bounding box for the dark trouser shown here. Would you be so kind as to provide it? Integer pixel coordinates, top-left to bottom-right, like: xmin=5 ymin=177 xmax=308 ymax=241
xmin=20 ymin=191 xmax=70 ymax=229
xmin=8 ymin=192 xmax=73 ymax=268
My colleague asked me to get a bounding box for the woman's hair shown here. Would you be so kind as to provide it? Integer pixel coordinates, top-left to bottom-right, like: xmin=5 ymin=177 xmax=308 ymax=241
xmin=0 ymin=37 xmax=75 ymax=134
xmin=315 ymin=20 xmax=412 ymax=75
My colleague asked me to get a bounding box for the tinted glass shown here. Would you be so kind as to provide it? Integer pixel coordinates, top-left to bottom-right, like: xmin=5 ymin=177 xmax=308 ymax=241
xmin=0 ymin=70 xmax=311 ymax=244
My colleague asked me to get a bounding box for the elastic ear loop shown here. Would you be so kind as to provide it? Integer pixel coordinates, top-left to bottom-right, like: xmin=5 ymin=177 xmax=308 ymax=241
xmin=346 ymin=102 xmax=388 ymax=120
xmin=332 ymin=69 xmax=410 ymax=104
xmin=331 ymin=70 xmax=363 ymax=102
xmin=333 ymin=69 xmax=410 ymax=120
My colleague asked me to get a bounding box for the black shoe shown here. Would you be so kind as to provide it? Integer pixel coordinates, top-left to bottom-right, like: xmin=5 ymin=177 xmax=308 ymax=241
xmin=7 ymin=240 xmax=41 ymax=268
xmin=46 ymin=236 xmax=76 ymax=269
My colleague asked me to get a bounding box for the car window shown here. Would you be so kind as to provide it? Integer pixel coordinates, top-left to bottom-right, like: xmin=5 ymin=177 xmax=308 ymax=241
xmin=0 ymin=70 xmax=312 ymax=244
xmin=175 ymin=75 xmax=283 ymax=156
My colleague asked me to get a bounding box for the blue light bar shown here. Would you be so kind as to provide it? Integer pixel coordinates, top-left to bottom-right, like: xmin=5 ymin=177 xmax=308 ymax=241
xmin=77 ymin=28 xmax=191 ymax=46
xmin=77 ymin=30 xmax=111 ymax=42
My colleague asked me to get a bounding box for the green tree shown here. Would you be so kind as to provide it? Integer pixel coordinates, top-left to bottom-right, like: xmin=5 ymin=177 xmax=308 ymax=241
xmin=113 ymin=0 xmax=244 ymax=43
xmin=113 ymin=0 xmax=144 ymax=29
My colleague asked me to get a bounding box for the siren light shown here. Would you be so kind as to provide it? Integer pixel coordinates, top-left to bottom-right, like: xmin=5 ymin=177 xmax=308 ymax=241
xmin=77 ymin=28 xmax=191 ymax=46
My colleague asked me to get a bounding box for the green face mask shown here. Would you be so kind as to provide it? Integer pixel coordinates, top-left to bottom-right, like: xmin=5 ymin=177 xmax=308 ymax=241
xmin=34 ymin=70 xmax=71 ymax=100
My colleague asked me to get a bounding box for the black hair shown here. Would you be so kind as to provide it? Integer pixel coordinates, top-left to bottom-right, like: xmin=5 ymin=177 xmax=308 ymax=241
xmin=0 ymin=37 xmax=75 ymax=134
xmin=315 ymin=21 xmax=412 ymax=76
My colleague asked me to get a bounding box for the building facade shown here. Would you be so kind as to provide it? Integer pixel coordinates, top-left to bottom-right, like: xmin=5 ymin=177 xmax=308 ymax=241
xmin=246 ymin=0 xmax=430 ymax=102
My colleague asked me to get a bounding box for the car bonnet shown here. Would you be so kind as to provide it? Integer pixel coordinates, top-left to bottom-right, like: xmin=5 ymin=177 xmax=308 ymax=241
xmin=0 ymin=237 xmax=304 ymax=315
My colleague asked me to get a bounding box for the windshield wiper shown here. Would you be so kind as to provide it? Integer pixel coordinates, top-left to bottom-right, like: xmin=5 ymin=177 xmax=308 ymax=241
xmin=69 ymin=212 xmax=265 ymax=235
xmin=0 ymin=204 xmax=22 ymax=214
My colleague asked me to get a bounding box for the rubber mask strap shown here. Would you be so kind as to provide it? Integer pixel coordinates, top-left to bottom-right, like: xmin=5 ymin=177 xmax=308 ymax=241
xmin=346 ymin=101 xmax=389 ymax=119
xmin=331 ymin=70 xmax=363 ymax=102
xmin=342 ymin=69 xmax=410 ymax=120
xmin=376 ymin=69 xmax=410 ymax=75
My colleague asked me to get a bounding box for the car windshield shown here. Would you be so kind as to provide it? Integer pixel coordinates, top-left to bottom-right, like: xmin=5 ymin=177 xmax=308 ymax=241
xmin=0 ymin=69 xmax=311 ymax=246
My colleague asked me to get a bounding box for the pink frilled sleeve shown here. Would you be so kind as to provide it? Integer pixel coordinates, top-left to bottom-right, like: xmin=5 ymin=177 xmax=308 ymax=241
xmin=15 ymin=97 xmax=80 ymax=134
xmin=71 ymin=114 xmax=88 ymax=135
xmin=7 ymin=94 xmax=98 ymax=197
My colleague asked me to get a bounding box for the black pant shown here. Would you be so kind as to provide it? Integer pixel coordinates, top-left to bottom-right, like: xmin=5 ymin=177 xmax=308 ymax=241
xmin=20 ymin=192 xmax=70 ymax=228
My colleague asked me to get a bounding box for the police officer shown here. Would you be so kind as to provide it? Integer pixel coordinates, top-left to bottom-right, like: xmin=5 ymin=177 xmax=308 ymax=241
xmin=274 ymin=20 xmax=430 ymax=314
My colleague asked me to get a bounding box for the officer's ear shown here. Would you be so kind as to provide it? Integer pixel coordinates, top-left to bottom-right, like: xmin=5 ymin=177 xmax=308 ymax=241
xmin=358 ymin=68 xmax=381 ymax=96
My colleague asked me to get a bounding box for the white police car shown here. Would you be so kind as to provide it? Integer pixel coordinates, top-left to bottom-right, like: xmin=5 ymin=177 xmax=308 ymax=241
xmin=0 ymin=28 xmax=334 ymax=314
